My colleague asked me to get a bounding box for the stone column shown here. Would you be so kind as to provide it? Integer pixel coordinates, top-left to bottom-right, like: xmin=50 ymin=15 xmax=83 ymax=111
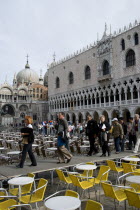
xmin=114 ymin=94 xmax=116 ymax=106
xmin=59 ymin=103 xmax=60 ymax=112
xmin=80 ymin=99 xmax=81 ymax=109
xmin=138 ymin=88 xmax=140 ymax=103
xmin=76 ymin=98 xmax=78 ymax=109
xmin=125 ymin=92 xmax=127 ymax=105
xmin=99 ymin=96 xmax=101 ymax=107
xmin=86 ymin=97 xmax=88 ymax=109
xmin=131 ymin=90 xmax=133 ymax=104
xmin=108 ymin=94 xmax=111 ymax=107
xmin=119 ymin=92 xmax=121 ymax=105
xmin=103 ymin=94 xmax=106 ymax=107
xmin=95 ymin=97 xmax=97 ymax=108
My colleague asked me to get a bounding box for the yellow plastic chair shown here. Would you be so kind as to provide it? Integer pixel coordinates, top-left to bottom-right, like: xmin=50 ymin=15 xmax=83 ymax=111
xmin=0 ymin=199 xmax=17 ymax=210
xmin=107 ymin=160 xmax=123 ymax=178
xmin=19 ymin=178 xmax=48 ymax=209
xmin=44 ymin=189 xmax=79 ymax=202
xmin=56 ymin=169 xmax=72 ymax=191
xmin=69 ymin=174 xmax=94 ymax=198
xmin=0 ymin=195 xmax=32 ymax=210
xmin=89 ymin=165 xmax=110 ymax=200
xmin=81 ymin=199 xmax=103 ymax=210
xmin=65 ymin=190 xmax=79 ymax=198
xmin=9 ymin=173 xmax=35 ymax=196
xmin=118 ymin=172 xmax=140 ymax=193
xmin=0 ymin=188 xmax=8 ymax=201
xmin=125 ymin=189 xmax=140 ymax=208
xmin=89 ymin=165 xmax=110 ymax=185
xmin=101 ymin=182 xmax=129 ymax=208
xmin=122 ymin=162 xmax=140 ymax=174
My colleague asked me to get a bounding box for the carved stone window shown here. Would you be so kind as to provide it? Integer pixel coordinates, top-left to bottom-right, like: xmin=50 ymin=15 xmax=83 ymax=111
xmin=85 ymin=66 xmax=91 ymax=80
xmin=56 ymin=77 xmax=60 ymax=88
xmin=134 ymin=33 xmax=139 ymax=45
xmin=69 ymin=72 xmax=74 ymax=84
xmin=103 ymin=60 xmax=109 ymax=75
xmin=121 ymin=39 xmax=125 ymax=51
xmin=126 ymin=49 xmax=135 ymax=67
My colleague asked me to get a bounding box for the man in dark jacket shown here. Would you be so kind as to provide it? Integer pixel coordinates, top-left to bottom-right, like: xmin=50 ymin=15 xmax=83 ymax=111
xmin=98 ymin=115 xmax=111 ymax=157
xmin=86 ymin=114 xmax=99 ymax=156
xmin=119 ymin=117 xmax=127 ymax=151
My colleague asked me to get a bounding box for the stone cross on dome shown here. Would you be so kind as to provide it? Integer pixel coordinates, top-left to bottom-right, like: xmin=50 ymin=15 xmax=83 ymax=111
xmin=25 ymin=54 xmax=30 ymax=69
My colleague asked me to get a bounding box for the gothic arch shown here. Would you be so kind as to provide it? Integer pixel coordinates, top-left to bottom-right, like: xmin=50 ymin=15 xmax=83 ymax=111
xmin=102 ymin=110 xmax=109 ymax=122
xmin=1 ymin=104 xmax=15 ymax=116
xmin=66 ymin=113 xmax=70 ymax=122
xmin=123 ymin=109 xmax=131 ymax=122
xmin=71 ymin=113 xmax=76 ymax=124
xmin=78 ymin=112 xmax=83 ymax=123
xmin=93 ymin=111 xmax=99 ymax=122
xmin=111 ymin=109 xmax=118 ymax=119
xmin=135 ymin=107 xmax=140 ymax=116
xmin=126 ymin=49 xmax=136 ymax=67
xmin=102 ymin=60 xmax=109 ymax=75
xmin=68 ymin=72 xmax=74 ymax=84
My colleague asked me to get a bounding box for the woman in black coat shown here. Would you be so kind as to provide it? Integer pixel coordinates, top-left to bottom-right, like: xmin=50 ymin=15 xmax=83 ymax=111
xmin=16 ymin=116 xmax=37 ymax=168
xmin=98 ymin=115 xmax=111 ymax=157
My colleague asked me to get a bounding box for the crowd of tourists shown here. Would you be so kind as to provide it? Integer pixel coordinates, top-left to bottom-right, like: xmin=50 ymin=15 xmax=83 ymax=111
xmin=55 ymin=112 xmax=140 ymax=163
xmin=16 ymin=112 xmax=140 ymax=167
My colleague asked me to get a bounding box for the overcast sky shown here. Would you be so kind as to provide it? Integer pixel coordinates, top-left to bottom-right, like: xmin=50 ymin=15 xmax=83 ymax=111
xmin=0 ymin=0 xmax=140 ymax=84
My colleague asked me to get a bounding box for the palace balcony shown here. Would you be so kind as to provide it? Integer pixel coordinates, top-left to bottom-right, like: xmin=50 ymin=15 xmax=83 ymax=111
xmin=98 ymin=74 xmax=112 ymax=82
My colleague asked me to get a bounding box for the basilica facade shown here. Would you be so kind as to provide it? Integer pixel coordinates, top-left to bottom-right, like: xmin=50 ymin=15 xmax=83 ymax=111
xmin=47 ymin=20 xmax=140 ymax=124
xmin=0 ymin=58 xmax=48 ymax=126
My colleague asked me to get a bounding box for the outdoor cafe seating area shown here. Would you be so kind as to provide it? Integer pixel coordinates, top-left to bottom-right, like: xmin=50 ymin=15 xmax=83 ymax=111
xmin=0 ymin=131 xmax=115 ymax=165
xmin=0 ymin=154 xmax=140 ymax=209
xmin=0 ymin=131 xmax=140 ymax=209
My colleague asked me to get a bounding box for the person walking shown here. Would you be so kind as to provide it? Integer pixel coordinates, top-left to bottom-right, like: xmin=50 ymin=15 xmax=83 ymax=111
xmin=127 ymin=117 xmax=136 ymax=150
xmin=57 ymin=112 xmax=70 ymax=150
xmin=133 ymin=114 xmax=140 ymax=153
xmin=57 ymin=112 xmax=72 ymax=163
xmin=98 ymin=115 xmax=111 ymax=157
xmin=16 ymin=116 xmax=37 ymax=168
xmin=112 ymin=118 xmax=124 ymax=154
xmin=86 ymin=114 xmax=99 ymax=156
xmin=118 ymin=117 xmax=127 ymax=151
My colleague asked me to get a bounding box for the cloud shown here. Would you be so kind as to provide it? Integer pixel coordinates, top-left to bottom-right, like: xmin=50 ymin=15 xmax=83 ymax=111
xmin=0 ymin=0 xmax=139 ymax=84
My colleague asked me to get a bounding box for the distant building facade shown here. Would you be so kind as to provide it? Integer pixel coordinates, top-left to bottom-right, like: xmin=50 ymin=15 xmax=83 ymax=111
xmin=0 ymin=58 xmax=48 ymax=126
xmin=47 ymin=21 xmax=140 ymax=124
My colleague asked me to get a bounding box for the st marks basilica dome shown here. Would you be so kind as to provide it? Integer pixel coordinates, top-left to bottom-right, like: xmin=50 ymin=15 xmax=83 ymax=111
xmin=16 ymin=59 xmax=39 ymax=85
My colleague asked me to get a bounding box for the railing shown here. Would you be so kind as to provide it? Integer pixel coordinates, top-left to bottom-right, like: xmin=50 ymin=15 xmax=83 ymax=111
xmin=133 ymin=99 xmax=138 ymax=103
xmin=51 ymin=98 xmax=139 ymax=112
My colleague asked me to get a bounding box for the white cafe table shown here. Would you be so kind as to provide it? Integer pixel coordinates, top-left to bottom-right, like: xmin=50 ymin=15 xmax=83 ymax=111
xmin=0 ymin=147 xmax=7 ymax=153
xmin=122 ymin=157 xmax=140 ymax=162
xmin=80 ymin=145 xmax=90 ymax=148
xmin=6 ymin=140 xmax=14 ymax=143
xmin=7 ymin=151 xmax=21 ymax=156
xmin=83 ymin=141 xmax=89 ymax=144
xmin=44 ymin=141 xmax=53 ymax=144
xmin=32 ymin=144 xmax=38 ymax=147
xmin=44 ymin=196 xmax=81 ymax=210
xmin=76 ymin=164 xmax=97 ymax=177
xmin=126 ymin=175 xmax=140 ymax=184
xmin=47 ymin=147 xmax=57 ymax=151
xmin=8 ymin=177 xmax=34 ymax=198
